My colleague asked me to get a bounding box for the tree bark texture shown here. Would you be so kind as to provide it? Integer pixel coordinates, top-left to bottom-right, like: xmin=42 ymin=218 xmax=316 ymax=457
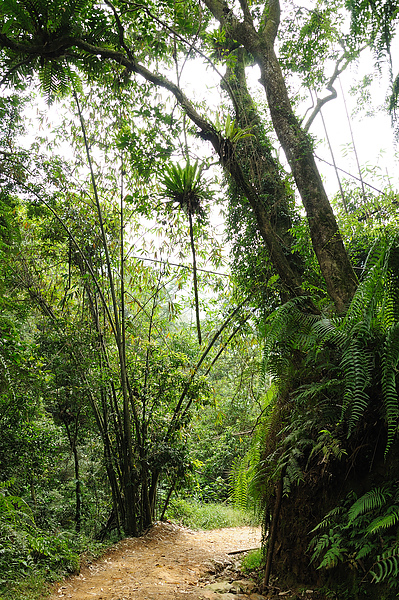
xmin=203 ymin=0 xmax=358 ymax=312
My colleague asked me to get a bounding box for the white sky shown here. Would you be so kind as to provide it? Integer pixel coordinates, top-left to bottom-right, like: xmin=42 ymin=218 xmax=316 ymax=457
xmin=20 ymin=23 xmax=399 ymax=236
xmin=187 ymin=46 xmax=399 ymax=199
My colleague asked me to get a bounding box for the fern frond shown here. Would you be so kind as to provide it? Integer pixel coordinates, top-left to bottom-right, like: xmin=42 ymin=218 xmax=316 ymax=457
xmin=348 ymin=487 xmax=390 ymax=523
xmin=367 ymin=505 xmax=399 ymax=534
xmin=283 ymin=457 xmax=304 ymax=493
xmin=316 ymin=534 xmax=346 ymax=569
xmin=261 ymin=296 xmax=319 ymax=381
xmin=38 ymin=59 xmax=71 ymax=102
xmin=309 ymin=532 xmax=332 ymax=561
xmin=311 ymin=317 xmax=346 ymax=349
xmin=355 ymin=542 xmax=374 ymax=560
xmin=310 ymin=506 xmax=344 ymax=533
xmin=230 ymin=460 xmax=248 ymax=510
xmin=344 ymin=236 xmax=390 ymax=328
xmin=370 ymin=547 xmax=399 ymax=583
xmin=229 ymin=447 xmax=260 ymax=510
xmin=341 ymin=336 xmax=373 ymax=433
xmin=308 ymin=429 xmax=347 ymax=465
xmin=0 ymin=488 xmax=35 ymax=527
xmin=381 ymin=322 xmax=399 ymax=454
xmin=293 ymin=379 xmax=342 ymax=406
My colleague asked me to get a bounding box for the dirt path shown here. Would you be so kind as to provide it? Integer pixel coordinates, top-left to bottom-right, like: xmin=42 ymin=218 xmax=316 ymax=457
xmin=52 ymin=522 xmax=262 ymax=600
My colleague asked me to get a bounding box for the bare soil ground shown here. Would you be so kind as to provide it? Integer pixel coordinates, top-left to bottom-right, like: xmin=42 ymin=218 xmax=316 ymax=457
xmin=51 ymin=522 xmax=262 ymax=600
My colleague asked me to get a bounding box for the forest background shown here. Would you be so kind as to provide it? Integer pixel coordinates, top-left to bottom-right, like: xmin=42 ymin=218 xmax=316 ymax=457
xmin=1 ymin=0 xmax=399 ymax=598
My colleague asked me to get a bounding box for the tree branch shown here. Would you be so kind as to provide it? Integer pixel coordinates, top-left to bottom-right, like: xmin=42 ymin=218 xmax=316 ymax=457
xmin=261 ymin=0 xmax=280 ymax=45
xmin=303 ymin=43 xmax=368 ymax=132
xmin=103 ymin=0 xmax=135 ymax=60
xmin=303 ymin=54 xmax=349 ymax=132
xmin=239 ymin=0 xmax=253 ymax=24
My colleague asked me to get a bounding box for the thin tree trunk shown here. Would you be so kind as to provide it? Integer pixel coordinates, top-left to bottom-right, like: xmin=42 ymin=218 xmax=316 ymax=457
xmin=160 ymin=479 xmax=176 ymax=521
xmin=188 ymin=211 xmax=202 ymax=345
xmin=263 ymin=475 xmax=283 ymax=588
xmin=64 ymin=417 xmax=82 ymax=533
xmin=72 ymin=443 xmax=82 ymax=533
xmin=75 ymin=93 xmax=138 ymax=535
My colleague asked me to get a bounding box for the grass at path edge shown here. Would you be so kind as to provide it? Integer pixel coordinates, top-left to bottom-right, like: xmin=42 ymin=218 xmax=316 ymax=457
xmin=165 ymin=499 xmax=260 ymax=530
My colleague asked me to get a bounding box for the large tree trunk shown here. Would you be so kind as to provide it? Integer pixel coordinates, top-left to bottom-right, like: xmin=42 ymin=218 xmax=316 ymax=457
xmin=222 ymin=48 xmax=306 ymax=296
xmin=204 ymin=0 xmax=358 ymax=312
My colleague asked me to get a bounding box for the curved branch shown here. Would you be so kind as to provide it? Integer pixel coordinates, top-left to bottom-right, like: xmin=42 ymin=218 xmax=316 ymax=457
xmin=303 ymin=43 xmax=369 ymax=132
xmin=103 ymin=0 xmax=135 ymax=60
xmin=303 ymin=55 xmax=349 ymax=132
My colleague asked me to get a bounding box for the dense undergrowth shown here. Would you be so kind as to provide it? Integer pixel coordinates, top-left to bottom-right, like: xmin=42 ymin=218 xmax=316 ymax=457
xmin=0 ymin=484 xmax=111 ymax=600
xmin=0 ymin=497 xmax=257 ymax=600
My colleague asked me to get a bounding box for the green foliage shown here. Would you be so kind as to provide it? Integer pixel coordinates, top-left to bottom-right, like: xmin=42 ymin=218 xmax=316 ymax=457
xmin=347 ymin=0 xmax=399 ymax=119
xmin=214 ymin=113 xmax=254 ymax=144
xmin=0 ymin=0 xmax=96 ymax=99
xmin=229 ymin=430 xmax=263 ymax=510
xmin=0 ymin=482 xmax=83 ymax=587
xmin=259 ymin=232 xmax=399 ymax=457
xmin=0 ymin=573 xmax=52 ymax=600
xmin=166 ymin=499 xmax=258 ymax=530
xmin=279 ymin=0 xmax=350 ymax=89
xmin=2 ymin=2 xmax=399 ymax=595
xmin=371 ymin=547 xmax=399 ymax=584
xmin=230 ymin=456 xmax=252 ymax=510
xmin=160 ymin=160 xmax=211 ymax=219
xmin=310 ymin=483 xmax=399 ymax=590
xmin=347 ymin=0 xmax=399 ymax=65
xmin=240 ymin=547 xmax=264 ymax=574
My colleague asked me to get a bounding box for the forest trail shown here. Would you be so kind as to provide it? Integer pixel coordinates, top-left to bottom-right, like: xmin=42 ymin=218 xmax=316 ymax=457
xmin=51 ymin=522 xmax=262 ymax=600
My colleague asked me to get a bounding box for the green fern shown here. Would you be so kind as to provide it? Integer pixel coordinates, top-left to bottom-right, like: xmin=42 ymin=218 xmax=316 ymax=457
xmin=308 ymin=429 xmax=347 ymax=464
xmin=229 ymin=436 xmax=261 ymax=510
xmin=370 ymin=547 xmax=399 ymax=583
xmin=340 ymin=336 xmax=373 ymax=434
xmin=0 ymin=0 xmax=116 ymax=98
xmin=348 ymin=487 xmax=390 ymax=523
xmin=367 ymin=505 xmax=399 ymax=534
xmin=230 ymin=456 xmax=250 ymax=510
xmin=310 ymin=531 xmax=346 ymax=569
xmin=310 ymin=506 xmax=344 ymax=533
xmin=293 ymin=379 xmax=342 ymax=406
xmin=0 ymin=481 xmax=35 ymax=528
xmin=355 ymin=541 xmax=374 ymax=560
xmin=381 ymin=322 xmax=399 ymax=454
xmin=343 ymin=236 xmax=389 ymax=328
xmin=309 ymin=532 xmax=333 ymax=561
xmin=261 ymin=296 xmax=319 ymax=382
xmin=311 ymin=317 xmax=346 ymax=349
xmin=311 ymin=483 xmax=399 ymax=587
xmin=318 ymin=542 xmax=347 ymax=569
